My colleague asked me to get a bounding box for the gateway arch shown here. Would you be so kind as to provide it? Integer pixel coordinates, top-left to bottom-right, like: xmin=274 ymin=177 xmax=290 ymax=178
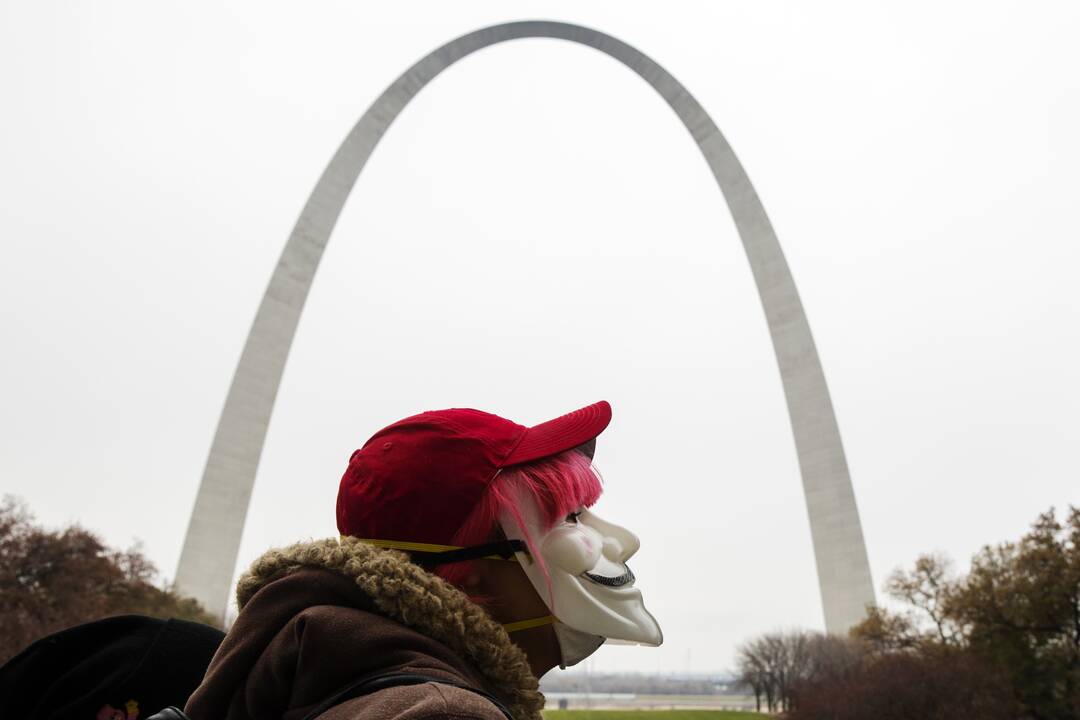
xmin=176 ymin=20 xmax=876 ymax=632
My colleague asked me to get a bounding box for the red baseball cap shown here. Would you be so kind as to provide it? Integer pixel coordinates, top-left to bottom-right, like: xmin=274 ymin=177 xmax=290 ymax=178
xmin=336 ymin=401 xmax=612 ymax=544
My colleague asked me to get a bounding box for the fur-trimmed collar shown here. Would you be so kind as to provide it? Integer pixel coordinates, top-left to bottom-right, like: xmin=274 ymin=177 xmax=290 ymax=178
xmin=234 ymin=536 xmax=545 ymax=720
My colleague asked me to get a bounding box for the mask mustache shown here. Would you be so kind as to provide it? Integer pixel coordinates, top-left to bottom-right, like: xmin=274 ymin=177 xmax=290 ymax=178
xmin=583 ymin=566 xmax=636 ymax=588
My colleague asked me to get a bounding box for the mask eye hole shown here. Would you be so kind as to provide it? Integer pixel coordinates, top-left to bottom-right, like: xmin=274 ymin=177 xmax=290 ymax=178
xmin=565 ymin=510 xmax=583 ymax=524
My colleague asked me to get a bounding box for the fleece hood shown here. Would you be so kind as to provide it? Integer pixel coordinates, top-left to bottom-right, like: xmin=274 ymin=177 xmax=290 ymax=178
xmin=184 ymin=537 xmax=544 ymax=720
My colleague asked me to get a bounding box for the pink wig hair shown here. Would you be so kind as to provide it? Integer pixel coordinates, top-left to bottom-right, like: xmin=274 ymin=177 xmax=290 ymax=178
xmin=436 ymin=449 xmax=603 ymax=600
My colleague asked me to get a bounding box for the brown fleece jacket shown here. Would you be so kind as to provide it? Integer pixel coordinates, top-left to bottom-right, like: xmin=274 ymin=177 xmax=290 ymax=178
xmin=184 ymin=537 xmax=544 ymax=720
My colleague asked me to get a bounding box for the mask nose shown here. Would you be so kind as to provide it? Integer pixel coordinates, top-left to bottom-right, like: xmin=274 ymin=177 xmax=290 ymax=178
xmin=602 ymin=535 xmax=624 ymax=559
xmin=606 ymin=526 xmax=640 ymax=562
xmin=588 ymin=512 xmax=641 ymax=563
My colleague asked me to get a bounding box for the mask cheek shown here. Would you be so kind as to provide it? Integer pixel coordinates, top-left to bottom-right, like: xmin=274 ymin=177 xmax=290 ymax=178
xmin=541 ymin=528 xmax=603 ymax=576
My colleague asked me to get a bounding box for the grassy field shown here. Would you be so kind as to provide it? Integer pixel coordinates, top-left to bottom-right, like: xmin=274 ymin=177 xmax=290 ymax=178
xmin=544 ymin=712 xmax=761 ymax=719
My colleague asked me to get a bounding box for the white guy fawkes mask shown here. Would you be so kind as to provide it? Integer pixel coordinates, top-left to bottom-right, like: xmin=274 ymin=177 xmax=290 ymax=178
xmin=497 ymin=482 xmax=663 ymax=662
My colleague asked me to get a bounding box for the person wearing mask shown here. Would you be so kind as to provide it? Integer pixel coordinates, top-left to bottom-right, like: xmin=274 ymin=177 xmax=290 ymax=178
xmin=183 ymin=401 xmax=662 ymax=720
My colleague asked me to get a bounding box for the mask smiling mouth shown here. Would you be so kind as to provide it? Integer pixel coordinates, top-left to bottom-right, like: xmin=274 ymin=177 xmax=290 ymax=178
xmin=583 ymin=566 xmax=636 ymax=588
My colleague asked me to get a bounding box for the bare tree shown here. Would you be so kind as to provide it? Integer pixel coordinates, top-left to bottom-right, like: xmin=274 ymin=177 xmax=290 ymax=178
xmin=885 ymin=552 xmax=962 ymax=645
xmin=736 ymin=629 xmax=857 ymax=712
xmin=736 ymin=637 xmax=770 ymax=712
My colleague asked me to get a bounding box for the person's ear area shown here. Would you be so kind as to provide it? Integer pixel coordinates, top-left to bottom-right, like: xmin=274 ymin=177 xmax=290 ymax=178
xmin=459 ymin=564 xmax=485 ymax=594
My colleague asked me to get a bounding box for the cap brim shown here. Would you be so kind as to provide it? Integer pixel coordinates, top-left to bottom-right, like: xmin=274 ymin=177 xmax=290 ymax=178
xmin=501 ymin=400 xmax=612 ymax=467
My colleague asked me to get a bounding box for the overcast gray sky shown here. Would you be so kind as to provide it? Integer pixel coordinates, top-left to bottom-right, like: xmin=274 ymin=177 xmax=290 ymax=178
xmin=2 ymin=1 xmax=1078 ymax=674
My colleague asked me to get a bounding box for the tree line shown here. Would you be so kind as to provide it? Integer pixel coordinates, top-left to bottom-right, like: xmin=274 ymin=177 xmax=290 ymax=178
xmin=0 ymin=496 xmax=219 ymax=664
xmin=736 ymin=505 xmax=1080 ymax=719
